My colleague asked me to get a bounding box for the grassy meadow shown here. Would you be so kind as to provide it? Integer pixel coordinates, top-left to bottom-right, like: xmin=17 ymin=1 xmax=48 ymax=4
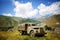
xmin=0 ymin=30 xmax=60 ymax=40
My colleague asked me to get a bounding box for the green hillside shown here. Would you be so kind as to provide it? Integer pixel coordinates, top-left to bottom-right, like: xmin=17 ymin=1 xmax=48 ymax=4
xmin=0 ymin=15 xmax=19 ymax=27
xmin=45 ymin=14 xmax=60 ymax=27
xmin=0 ymin=15 xmax=40 ymax=27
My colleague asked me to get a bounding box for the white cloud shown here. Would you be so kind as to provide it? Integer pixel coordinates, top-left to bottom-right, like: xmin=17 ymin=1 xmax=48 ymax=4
xmin=2 ymin=13 xmax=12 ymax=16
xmin=14 ymin=1 xmax=38 ymax=18
xmin=2 ymin=1 xmax=60 ymax=18
xmin=38 ymin=2 xmax=60 ymax=16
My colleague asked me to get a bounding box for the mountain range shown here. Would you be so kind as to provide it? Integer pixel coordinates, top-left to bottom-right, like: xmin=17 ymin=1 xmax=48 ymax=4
xmin=0 ymin=14 xmax=60 ymax=27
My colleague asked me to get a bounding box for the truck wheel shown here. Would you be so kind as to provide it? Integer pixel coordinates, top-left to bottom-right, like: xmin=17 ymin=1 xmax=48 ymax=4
xmin=20 ymin=31 xmax=23 ymax=35
xmin=21 ymin=31 xmax=26 ymax=35
xmin=30 ymin=31 xmax=35 ymax=37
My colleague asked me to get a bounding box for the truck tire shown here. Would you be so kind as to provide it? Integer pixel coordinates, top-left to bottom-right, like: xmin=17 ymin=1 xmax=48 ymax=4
xmin=21 ymin=31 xmax=24 ymax=35
xmin=21 ymin=31 xmax=27 ymax=35
xmin=30 ymin=30 xmax=35 ymax=37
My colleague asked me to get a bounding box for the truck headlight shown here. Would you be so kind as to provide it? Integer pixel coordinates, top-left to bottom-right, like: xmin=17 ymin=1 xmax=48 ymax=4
xmin=36 ymin=31 xmax=38 ymax=33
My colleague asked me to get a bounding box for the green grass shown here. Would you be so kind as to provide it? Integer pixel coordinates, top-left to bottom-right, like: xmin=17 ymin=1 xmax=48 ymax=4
xmin=0 ymin=31 xmax=60 ymax=40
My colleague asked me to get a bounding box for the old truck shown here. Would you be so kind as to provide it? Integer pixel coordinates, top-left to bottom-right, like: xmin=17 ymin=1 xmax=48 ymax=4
xmin=18 ymin=23 xmax=46 ymax=37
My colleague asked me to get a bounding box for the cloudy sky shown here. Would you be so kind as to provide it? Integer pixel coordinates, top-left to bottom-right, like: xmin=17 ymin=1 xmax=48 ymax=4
xmin=0 ymin=0 xmax=60 ymax=18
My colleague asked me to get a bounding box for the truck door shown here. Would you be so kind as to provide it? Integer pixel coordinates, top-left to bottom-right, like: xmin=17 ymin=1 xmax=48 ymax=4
xmin=25 ymin=24 xmax=28 ymax=31
xmin=40 ymin=28 xmax=45 ymax=34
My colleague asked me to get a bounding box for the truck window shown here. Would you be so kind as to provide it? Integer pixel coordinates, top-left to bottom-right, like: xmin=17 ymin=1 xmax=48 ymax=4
xmin=32 ymin=24 xmax=36 ymax=26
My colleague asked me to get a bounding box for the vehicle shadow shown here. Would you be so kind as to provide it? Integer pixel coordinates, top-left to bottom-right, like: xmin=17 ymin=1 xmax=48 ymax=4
xmin=35 ymin=35 xmax=46 ymax=37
